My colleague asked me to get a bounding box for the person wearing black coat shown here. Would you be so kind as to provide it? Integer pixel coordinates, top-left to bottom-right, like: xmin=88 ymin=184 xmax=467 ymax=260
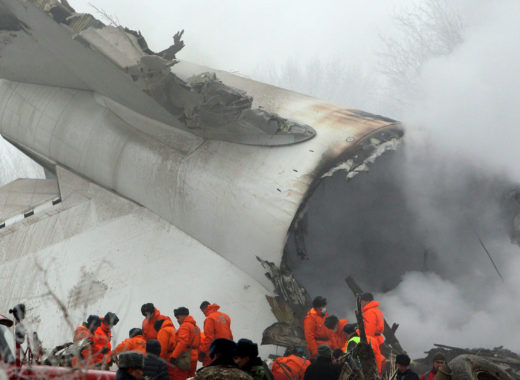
xmin=116 ymin=352 xmax=144 ymax=380
xmin=143 ymin=339 xmax=169 ymax=380
xmin=303 ymin=345 xmax=341 ymax=380
xmin=396 ymin=354 xmax=420 ymax=380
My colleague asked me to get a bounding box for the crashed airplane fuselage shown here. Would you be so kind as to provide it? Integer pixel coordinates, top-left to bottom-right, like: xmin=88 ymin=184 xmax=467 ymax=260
xmin=0 ymin=0 xmax=402 ymax=349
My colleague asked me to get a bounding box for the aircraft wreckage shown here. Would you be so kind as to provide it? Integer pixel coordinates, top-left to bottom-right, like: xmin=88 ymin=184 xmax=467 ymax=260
xmin=0 ymin=0 xmax=406 ymax=350
xmin=2 ymin=0 xmax=487 ymax=357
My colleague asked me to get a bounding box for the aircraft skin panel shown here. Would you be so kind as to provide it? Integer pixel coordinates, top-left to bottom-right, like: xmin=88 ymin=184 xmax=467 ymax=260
xmin=0 ymin=167 xmax=276 ymax=352
xmin=0 ymin=178 xmax=58 ymax=224
xmin=0 ymin=78 xmax=402 ymax=288
xmin=0 ymin=0 xmax=179 ymax=127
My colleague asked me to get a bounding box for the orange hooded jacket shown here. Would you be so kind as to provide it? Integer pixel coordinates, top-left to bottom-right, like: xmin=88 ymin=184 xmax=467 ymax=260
xmin=112 ymin=334 xmax=146 ymax=355
xmin=73 ymin=325 xmax=91 ymax=341
xmin=362 ymin=300 xmax=385 ymax=346
xmin=92 ymin=322 xmax=112 ymax=364
xmin=328 ymin=318 xmax=349 ymax=350
xmin=142 ymin=308 xmax=170 ymax=341
xmin=303 ymin=308 xmax=329 ymax=357
xmin=271 ymin=355 xmax=310 ymax=380
xmin=171 ymin=315 xmax=200 ymax=363
xmin=156 ymin=319 xmax=177 ymax=361
xmin=200 ymin=304 xmax=233 ymax=355
xmin=72 ymin=324 xmax=96 ymax=366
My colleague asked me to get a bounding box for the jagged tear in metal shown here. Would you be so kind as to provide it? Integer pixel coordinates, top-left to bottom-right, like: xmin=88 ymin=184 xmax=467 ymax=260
xmin=0 ymin=0 xmax=315 ymax=146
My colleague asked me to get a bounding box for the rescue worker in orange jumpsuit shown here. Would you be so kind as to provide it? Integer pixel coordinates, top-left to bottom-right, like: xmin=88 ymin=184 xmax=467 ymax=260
xmin=154 ymin=318 xmax=177 ymax=379
xmin=271 ymin=347 xmax=310 ymax=380
xmin=112 ymin=328 xmax=146 ymax=355
xmin=303 ymin=296 xmax=329 ymax=357
xmin=198 ymin=301 xmax=233 ymax=366
xmin=141 ymin=303 xmax=170 ymax=341
xmin=360 ymin=292 xmax=385 ymax=369
xmin=170 ymin=307 xmax=200 ymax=380
xmin=92 ymin=312 xmax=119 ymax=367
xmin=323 ymin=315 xmax=349 ymax=351
xmin=72 ymin=314 xmax=101 ymax=366
xmin=342 ymin=323 xmax=386 ymax=375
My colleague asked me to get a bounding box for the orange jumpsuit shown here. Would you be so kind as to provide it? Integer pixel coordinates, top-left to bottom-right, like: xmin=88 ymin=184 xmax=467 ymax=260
xmin=142 ymin=308 xmax=171 ymax=341
xmin=156 ymin=318 xmax=177 ymax=380
xmin=157 ymin=319 xmax=177 ymax=360
xmin=171 ymin=316 xmax=200 ymax=380
xmin=303 ymin=308 xmax=329 ymax=357
xmin=328 ymin=318 xmax=349 ymax=350
xmin=199 ymin=304 xmax=233 ymax=366
xmin=271 ymin=354 xmax=310 ymax=380
xmin=112 ymin=334 xmax=146 ymax=355
xmin=362 ymin=300 xmax=385 ymax=372
xmin=72 ymin=324 xmax=95 ymax=366
xmin=362 ymin=301 xmax=384 ymax=340
xmin=92 ymin=322 xmax=112 ymax=365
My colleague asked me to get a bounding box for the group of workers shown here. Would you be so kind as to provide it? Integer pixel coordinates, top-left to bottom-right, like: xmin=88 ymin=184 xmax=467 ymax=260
xmin=73 ymin=302 xmax=287 ymax=380
xmin=303 ymin=293 xmax=386 ymax=375
xmin=301 ymin=293 xmax=447 ymax=380
xmin=72 ymin=295 xmax=445 ymax=380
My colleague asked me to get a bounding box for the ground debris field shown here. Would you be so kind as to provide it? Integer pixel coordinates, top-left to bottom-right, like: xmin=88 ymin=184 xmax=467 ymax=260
xmin=413 ymin=345 xmax=520 ymax=380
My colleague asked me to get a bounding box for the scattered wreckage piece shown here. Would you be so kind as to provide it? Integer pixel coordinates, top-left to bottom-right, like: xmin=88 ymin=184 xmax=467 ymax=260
xmin=41 ymin=341 xmax=84 ymax=367
xmin=0 ymin=0 xmax=316 ymax=146
xmin=414 ymin=344 xmax=520 ymax=379
xmin=258 ymin=257 xmax=311 ymax=350
xmin=345 ymin=276 xmax=405 ymax=355
xmin=448 ymin=355 xmax=512 ymax=380
xmin=261 ymin=322 xmax=307 ymax=349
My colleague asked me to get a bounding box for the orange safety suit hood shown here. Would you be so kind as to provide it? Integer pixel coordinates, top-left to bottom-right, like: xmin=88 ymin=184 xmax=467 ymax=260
xmin=161 ymin=318 xmax=175 ymax=329
xmin=142 ymin=308 xmax=169 ymax=341
xmin=204 ymin=303 xmax=220 ymax=316
xmin=362 ymin=300 xmax=380 ymax=312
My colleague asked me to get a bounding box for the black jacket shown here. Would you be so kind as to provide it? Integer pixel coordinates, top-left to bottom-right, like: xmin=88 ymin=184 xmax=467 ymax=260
xmin=396 ymin=369 xmax=420 ymax=380
xmin=143 ymin=355 xmax=169 ymax=380
xmin=115 ymin=369 xmax=138 ymax=380
xmin=144 ymin=340 xmax=169 ymax=380
xmin=303 ymin=357 xmax=341 ymax=380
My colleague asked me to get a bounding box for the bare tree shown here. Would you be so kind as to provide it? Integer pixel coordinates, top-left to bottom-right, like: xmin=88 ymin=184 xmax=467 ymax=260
xmin=378 ymin=0 xmax=463 ymax=115
xmin=254 ymin=57 xmax=379 ymax=111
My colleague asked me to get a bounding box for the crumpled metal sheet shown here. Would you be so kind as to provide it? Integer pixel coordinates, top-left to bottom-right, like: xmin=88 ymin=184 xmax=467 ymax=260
xmin=0 ymin=0 xmax=316 ymax=146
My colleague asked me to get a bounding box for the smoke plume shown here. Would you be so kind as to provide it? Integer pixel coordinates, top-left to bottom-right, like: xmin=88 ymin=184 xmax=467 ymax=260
xmin=274 ymin=0 xmax=520 ymax=356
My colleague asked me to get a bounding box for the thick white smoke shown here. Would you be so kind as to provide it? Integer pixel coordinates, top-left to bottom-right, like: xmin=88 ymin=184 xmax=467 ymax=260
xmin=257 ymin=0 xmax=520 ymax=356
xmin=377 ymin=0 xmax=520 ymax=356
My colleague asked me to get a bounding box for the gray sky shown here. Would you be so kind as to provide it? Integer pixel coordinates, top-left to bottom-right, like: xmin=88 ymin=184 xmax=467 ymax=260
xmin=71 ymin=0 xmax=407 ymax=74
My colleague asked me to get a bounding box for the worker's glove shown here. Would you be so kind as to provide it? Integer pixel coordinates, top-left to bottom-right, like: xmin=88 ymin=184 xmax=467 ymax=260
xmin=198 ymin=351 xmax=206 ymax=361
xmin=100 ymin=347 xmax=110 ymax=354
xmin=170 ymin=357 xmax=177 ymax=366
